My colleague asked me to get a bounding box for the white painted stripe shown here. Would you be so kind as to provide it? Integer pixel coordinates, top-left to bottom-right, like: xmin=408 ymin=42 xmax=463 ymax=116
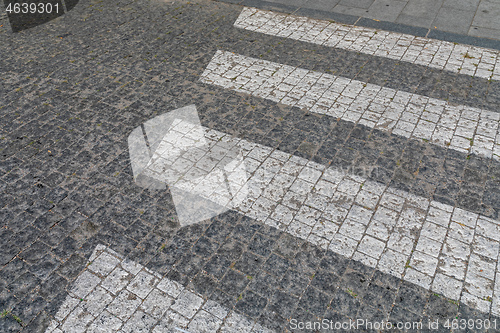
xmin=200 ymin=50 xmax=500 ymax=161
xmin=140 ymin=115 xmax=500 ymax=314
xmin=45 ymin=245 xmax=274 ymax=333
xmin=234 ymin=7 xmax=500 ymax=81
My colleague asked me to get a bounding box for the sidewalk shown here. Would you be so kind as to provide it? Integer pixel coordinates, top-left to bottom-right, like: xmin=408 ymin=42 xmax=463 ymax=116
xmin=275 ymin=0 xmax=500 ymax=39
xmin=225 ymin=0 xmax=500 ymax=43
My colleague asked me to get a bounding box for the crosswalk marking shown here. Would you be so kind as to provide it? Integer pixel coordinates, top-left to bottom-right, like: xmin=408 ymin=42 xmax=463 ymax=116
xmin=132 ymin=109 xmax=500 ymax=314
xmin=234 ymin=7 xmax=500 ymax=81
xmin=200 ymin=50 xmax=500 ymax=161
xmin=45 ymin=244 xmax=273 ymax=333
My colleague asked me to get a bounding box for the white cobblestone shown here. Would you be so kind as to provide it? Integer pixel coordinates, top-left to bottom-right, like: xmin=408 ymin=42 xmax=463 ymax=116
xmin=404 ymin=268 xmax=432 ymax=290
xmin=70 ymin=270 xmax=101 ymax=299
xmin=140 ymin=289 xmax=174 ymax=319
xmin=121 ymin=311 xmax=156 ymax=333
xmin=126 ymin=270 xmax=159 ymax=299
xmin=87 ymin=310 xmax=122 ymax=333
xmin=88 ymin=252 xmax=121 ymax=276
xmin=60 ymin=305 xmax=94 ymax=333
xmin=409 ymin=251 xmax=439 ymax=276
xmin=81 ymin=287 xmax=114 ymax=317
xmin=437 ymin=255 xmax=467 ymax=280
xmin=101 ymin=267 xmax=132 ymax=295
xmin=432 ymin=273 xmax=462 ymax=300
xmin=188 ymin=310 xmax=223 ymax=333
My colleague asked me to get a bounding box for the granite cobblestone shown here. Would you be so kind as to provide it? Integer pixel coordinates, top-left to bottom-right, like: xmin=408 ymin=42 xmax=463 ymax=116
xmin=1 ymin=0 xmax=500 ymax=331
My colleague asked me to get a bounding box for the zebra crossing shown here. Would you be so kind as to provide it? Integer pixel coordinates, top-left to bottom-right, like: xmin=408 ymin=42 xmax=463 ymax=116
xmin=198 ymin=7 xmax=500 ymax=317
xmin=8 ymin=1 xmax=500 ymax=331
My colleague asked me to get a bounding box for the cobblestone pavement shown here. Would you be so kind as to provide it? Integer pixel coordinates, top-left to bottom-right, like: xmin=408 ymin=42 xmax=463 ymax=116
xmin=1 ymin=0 xmax=500 ymax=332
